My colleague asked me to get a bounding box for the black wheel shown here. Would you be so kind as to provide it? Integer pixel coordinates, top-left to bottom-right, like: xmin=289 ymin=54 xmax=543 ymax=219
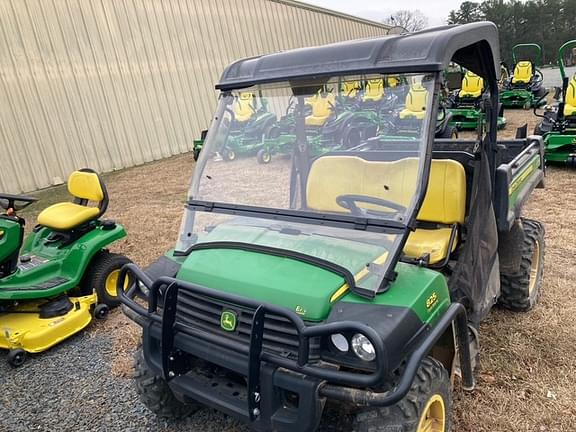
xmin=134 ymin=348 xmax=201 ymax=419
xmin=94 ymin=303 xmax=110 ymax=319
xmin=499 ymin=218 xmax=545 ymax=312
xmin=83 ymin=251 xmax=133 ymax=308
xmin=352 ymin=357 xmax=451 ymax=432
xmin=193 ymin=148 xmax=201 ymax=161
xmin=256 ymin=149 xmax=272 ymax=164
xmin=222 ymin=148 xmax=236 ymax=161
xmin=438 ymin=125 xmax=458 ymax=139
xmin=7 ymin=349 xmax=27 ymax=368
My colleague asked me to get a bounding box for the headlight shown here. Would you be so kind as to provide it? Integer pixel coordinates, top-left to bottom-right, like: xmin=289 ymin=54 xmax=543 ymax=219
xmin=351 ymin=333 xmax=376 ymax=361
xmin=330 ymin=333 xmax=349 ymax=352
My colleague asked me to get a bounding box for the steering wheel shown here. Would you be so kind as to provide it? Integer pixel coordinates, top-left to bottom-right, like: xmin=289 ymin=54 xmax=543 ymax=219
xmin=336 ymin=194 xmax=406 ymax=217
xmin=0 ymin=193 xmax=37 ymax=212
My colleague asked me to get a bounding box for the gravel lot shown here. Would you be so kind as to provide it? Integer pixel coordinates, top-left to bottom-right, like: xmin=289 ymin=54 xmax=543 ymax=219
xmin=1 ymin=109 xmax=575 ymax=431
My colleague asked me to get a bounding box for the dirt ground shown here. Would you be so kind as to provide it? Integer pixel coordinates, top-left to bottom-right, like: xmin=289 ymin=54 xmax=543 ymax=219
xmin=19 ymin=108 xmax=576 ymax=431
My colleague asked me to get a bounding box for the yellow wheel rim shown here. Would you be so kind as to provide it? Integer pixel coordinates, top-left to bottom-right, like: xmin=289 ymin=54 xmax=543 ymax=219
xmin=417 ymin=394 xmax=446 ymax=432
xmin=528 ymin=240 xmax=541 ymax=295
xmin=105 ymin=270 xmax=128 ymax=297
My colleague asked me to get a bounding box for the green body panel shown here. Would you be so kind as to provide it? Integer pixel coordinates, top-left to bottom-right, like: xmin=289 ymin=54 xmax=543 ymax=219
xmin=174 ymin=223 xmax=449 ymax=324
xmin=508 ymin=154 xmax=541 ymax=207
xmin=0 ymin=224 xmax=126 ymax=300
xmin=448 ymin=108 xmax=506 ymax=130
xmin=500 ymin=89 xmax=534 ymax=108
xmin=0 ymin=218 xmax=21 ymax=263
xmin=543 ymin=132 xmax=576 ymax=162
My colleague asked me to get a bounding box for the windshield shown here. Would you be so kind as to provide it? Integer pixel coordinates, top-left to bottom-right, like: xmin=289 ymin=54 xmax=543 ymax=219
xmin=177 ymin=73 xmax=437 ymax=295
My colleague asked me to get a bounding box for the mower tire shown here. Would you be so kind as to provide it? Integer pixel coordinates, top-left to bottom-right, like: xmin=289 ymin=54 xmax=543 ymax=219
xmin=85 ymin=251 xmax=133 ymax=308
xmin=352 ymin=357 xmax=451 ymax=432
xmin=222 ymin=148 xmax=236 ymax=161
xmin=134 ymin=348 xmax=201 ymax=419
xmin=7 ymin=349 xmax=27 ymax=368
xmin=499 ymin=218 xmax=545 ymax=312
xmin=439 ymin=125 xmax=458 ymax=139
xmin=257 ymin=149 xmax=272 ymax=164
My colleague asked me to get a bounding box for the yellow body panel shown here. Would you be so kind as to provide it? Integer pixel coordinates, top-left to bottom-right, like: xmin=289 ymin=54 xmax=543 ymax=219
xmin=37 ymin=202 xmax=100 ymax=231
xmin=68 ymin=171 xmax=104 ymax=202
xmin=363 ymin=79 xmax=384 ymax=102
xmin=306 ymin=156 xmax=466 ymax=262
xmin=305 ymin=92 xmax=335 ymax=126
xmin=564 ymin=75 xmax=576 ymax=116
xmin=0 ymin=294 xmax=96 ymax=353
xmin=234 ymin=92 xmax=255 ymax=122
xmin=458 ymin=71 xmax=484 ymax=99
xmin=512 ymin=61 xmax=533 ymax=84
xmin=399 ymin=85 xmax=428 ymax=119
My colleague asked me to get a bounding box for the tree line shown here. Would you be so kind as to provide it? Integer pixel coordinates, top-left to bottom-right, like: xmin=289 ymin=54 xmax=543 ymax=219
xmin=448 ymin=0 xmax=576 ymax=67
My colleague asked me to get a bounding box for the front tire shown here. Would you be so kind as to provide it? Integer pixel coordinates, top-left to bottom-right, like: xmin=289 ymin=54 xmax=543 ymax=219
xmin=499 ymin=218 xmax=545 ymax=312
xmin=352 ymin=357 xmax=451 ymax=432
xmin=84 ymin=251 xmax=133 ymax=308
xmin=134 ymin=348 xmax=200 ymax=419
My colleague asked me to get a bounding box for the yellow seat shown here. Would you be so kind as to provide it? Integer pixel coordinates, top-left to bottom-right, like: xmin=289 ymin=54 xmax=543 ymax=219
xmin=564 ymin=75 xmax=576 ymax=117
xmin=512 ymin=61 xmax=533 ymax=84
xmin=458 ymin=71 xmax=484 ymax=99
xmin=399 ymin=85 xmax=428 ymax=120
xmin=37 ymin=170 xmax=108 ymax=231
xmin=306 ymin=156 xmax=466 ymax=264
xmin=234 ymin=92 xmax=255 ymax=123
xmin=342 ymin=81 xmax=361 ymax=98
xmin=305 ymin=92 xmax=335 ymax=127
xmin=386 ymin=76 xmax=400 ymax=88
xmin=363 ymin=79 xmax=384 ymax=102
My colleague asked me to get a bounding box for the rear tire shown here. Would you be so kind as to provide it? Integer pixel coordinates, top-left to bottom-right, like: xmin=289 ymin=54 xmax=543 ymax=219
xmin=352 ymin=357 xmax=451 ymax=432
xmin=84 ymin=252 xmax=133 ymax=308
xmin=134 ymin=348 xmax=200 ymax=419
xmin=438 ymin=125 xmax=458 ymax=139
xmin=256 ymin=149 xmax=272 ymax=164
xmin=499 ymin=218 xmax=545 ymax=312
xmin=222 ymin=148 xmax=236 ymax=161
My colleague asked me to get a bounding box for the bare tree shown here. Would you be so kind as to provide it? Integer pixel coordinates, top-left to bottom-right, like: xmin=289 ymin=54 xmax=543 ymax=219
xmin=382 ymin=9 xmax=428 ymax=32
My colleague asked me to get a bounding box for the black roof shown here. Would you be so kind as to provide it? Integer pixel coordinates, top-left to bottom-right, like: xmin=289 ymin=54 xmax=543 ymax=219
xmin=216 ymin=22 xmax=500 ymax=91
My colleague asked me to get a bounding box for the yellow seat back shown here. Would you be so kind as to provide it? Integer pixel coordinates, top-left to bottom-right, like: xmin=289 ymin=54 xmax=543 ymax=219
xmin=306 ymin=156 xmax=466 ymax=225
xmin=363 ymin=79 xmax=384 ymax=102
xmin=459 ymin=71 xmax=484 ymax=98
xmin=386 ymin=76 xmax=400 ymax=88
xmin=234 ymin=92 xmax=255 ymax=122
xmin=564 ymin=75 xmax=576 ymax=116
xmin=68 ymin=170 xmax=104 ymax=202
xmin=405 ymin=85 xmax=428 ymax=113
xmin=342 ymin=81 xmax=361 ymax=98
xmin=305 ymin=92 xmax=335 ymax=126
xmin=512 ymin=61 xmax=533 ymax=84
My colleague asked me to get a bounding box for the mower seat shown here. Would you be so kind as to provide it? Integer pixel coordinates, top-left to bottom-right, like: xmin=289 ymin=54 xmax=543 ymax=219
xmin=305 ymin=92 xmax=335 ymax=127
xmin=363 ymin=79 xmax=384 ymax=102
xmin=512 ymin=61 xmax=533 ymax=84
xmin=37 ymin=169 xmax=108 ymax=231
xmin=386 ymin=76 xmax=400 ymax=88
xmin=564 ymin=75 xmax=576 ymax=117
xmin=399 ymin=85 xmax=428 ymax=120
xmin=342 ymin=81 xmax=361 ymax=98
xmin=234 ymin=92 xmax=255 ymax=123
xmin=306 ymin=156 xmax=466 ymax=265
xmin=458 ymin=71 xmax=484 ymax=99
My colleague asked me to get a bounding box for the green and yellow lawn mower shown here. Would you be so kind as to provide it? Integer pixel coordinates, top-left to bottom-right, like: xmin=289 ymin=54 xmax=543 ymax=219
xmin=119 ymin=23 xmax=546 ymax=432
xmin=534 ymin=40 xmax=576 ymax=166
xmin=500 ymin=43 xmax=546 ymax=109
xmin=447 ymin=70 xmax=506 ymax=130
xmin=218 ymin=92 xmax=277 ymax=162
xmin=0 ymin=169 xmax=131 ymax=367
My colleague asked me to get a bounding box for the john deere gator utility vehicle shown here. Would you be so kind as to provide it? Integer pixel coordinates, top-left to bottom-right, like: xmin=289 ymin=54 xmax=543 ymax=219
xmin=120 ymin=22 xmax=546 ymax=431
xmin=500 ymin=43 xmax=546 ymax=109
xmin=447 ymin=69 xmax=507 ymax=130
xmin=534 ymin=40 xmax=576 ymax=166
xmin=0 ymin=169 xmax=131 ymax=367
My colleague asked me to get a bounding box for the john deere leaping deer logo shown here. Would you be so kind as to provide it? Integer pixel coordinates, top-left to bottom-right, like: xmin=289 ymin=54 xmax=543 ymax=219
xmin=220 ymin=310 xmax=237 ymax=332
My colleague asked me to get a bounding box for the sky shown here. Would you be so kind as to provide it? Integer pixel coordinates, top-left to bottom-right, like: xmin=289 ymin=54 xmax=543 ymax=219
xmin=302 ymin=0 xmax=465 ymax=27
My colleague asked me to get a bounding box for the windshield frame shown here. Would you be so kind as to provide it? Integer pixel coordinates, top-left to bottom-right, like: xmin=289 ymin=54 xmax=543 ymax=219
xmin=184 ymin=71 xmax=442 ymax=297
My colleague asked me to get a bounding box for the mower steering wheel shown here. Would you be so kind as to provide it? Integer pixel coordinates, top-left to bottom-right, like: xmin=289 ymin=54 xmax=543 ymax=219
xmin=0 ymin=193 xmax=38 ymax=211
xmin=336 ymin=194 xmax=406 ymax=217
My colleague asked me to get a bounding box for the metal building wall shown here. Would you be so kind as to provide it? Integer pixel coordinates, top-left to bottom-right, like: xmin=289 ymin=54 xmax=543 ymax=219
xmin=0 ymin=0 xmax=389 ymax=193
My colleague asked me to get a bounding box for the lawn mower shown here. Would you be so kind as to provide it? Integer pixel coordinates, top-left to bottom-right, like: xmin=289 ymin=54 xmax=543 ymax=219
xmin=447 ymin=70 xmax=507 ymax=130
xmin=120 ymin=23 xmax=545 ymax=432
xmin=500 ymin=43 xmax=546 ymax=109
xmin=534 ymin=39 xmax=576 ymax=166
xmin=219 ymin=92 xmax=277 ymax=161
xmin=0 ymin=169 xmax=131 ymax=367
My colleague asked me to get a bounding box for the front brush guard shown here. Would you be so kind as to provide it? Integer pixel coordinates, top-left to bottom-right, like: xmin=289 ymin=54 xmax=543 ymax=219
xmin=118 ymin=263 xmax=475 ymax=417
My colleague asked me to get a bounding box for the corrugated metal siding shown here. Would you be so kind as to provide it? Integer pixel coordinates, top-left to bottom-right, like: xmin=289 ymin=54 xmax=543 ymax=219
xmin=0 ymin=0 xmax=389 ymax=193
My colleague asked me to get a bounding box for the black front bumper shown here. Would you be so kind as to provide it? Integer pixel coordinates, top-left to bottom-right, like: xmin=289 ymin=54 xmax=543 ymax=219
xmin=119 ymin=264 xmax=474 ymax=432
